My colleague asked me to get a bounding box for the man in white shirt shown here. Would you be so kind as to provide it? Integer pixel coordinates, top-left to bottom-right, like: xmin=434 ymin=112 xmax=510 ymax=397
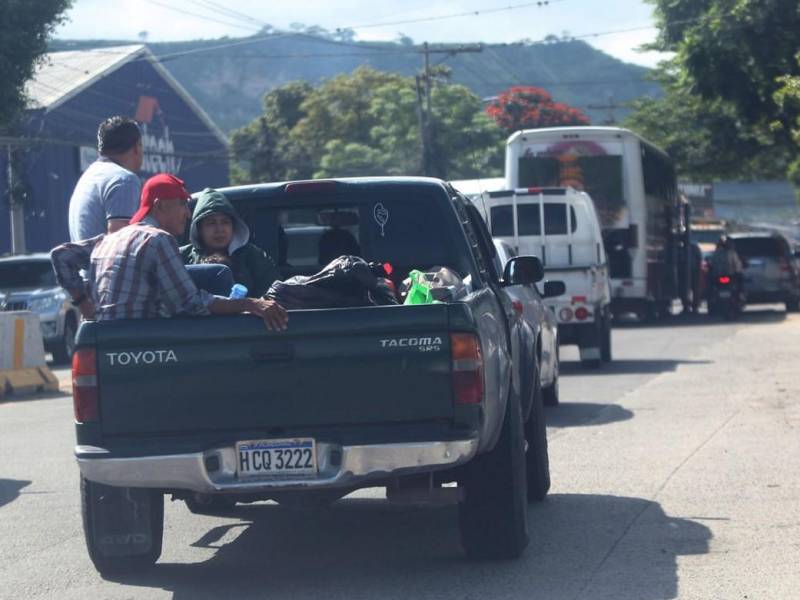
xmin=68 ymin=116 xmax=143 ymax=241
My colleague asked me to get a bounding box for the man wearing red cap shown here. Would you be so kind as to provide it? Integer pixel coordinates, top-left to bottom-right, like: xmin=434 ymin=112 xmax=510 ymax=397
xmin=51 ymin=174 xmax=288 ymax=330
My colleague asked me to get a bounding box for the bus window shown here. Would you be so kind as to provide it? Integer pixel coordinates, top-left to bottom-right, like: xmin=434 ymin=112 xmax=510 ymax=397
xmin=518 ymin=155 xmax=624 ymax=228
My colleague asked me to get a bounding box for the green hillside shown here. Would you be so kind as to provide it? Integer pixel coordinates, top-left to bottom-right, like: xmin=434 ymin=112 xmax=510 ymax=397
xmin=51 ymin=33 xmax=660 ymax=134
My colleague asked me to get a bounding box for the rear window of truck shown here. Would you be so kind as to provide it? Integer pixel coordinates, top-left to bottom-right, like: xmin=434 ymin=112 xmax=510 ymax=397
xmin=732 ymin=237 xmax=785 ymax=258
xmin=236 ymin=189 xmax=475 ymax=281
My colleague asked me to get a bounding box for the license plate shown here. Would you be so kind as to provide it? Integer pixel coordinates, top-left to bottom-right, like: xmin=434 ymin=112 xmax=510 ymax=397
xmin=236 ymin=438 xmax=317 ymax=479
xmin=718 ymin=291 xmax=731 ymax=298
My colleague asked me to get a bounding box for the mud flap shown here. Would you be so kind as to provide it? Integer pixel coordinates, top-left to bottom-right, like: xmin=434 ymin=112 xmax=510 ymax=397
xmin=89 ymin=483 xmax=157 ymax=558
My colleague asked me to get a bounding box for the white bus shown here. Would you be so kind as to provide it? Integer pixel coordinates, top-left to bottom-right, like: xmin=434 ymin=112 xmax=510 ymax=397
xmin=505 ymin=126 xmax=688 ymax=319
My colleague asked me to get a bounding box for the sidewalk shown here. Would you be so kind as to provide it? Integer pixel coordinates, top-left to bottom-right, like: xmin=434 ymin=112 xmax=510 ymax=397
xmin=549 ymin=313 xmax=800 ymax=599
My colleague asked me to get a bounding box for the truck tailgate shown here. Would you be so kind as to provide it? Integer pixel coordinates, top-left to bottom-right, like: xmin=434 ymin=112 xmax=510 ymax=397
xmin=93 ymin=305 xmax=454 ymax=436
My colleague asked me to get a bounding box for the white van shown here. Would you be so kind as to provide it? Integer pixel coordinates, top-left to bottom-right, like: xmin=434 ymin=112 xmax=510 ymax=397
xmin=486 ymin=187 xmax=612 ymax=367
xmin=449 ymin=178 xmax=506 ymax=221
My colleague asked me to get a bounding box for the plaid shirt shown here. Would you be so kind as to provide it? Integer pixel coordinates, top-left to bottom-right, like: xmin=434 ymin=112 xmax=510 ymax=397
xmin=50 ymin=217 xmax=215 ymax=320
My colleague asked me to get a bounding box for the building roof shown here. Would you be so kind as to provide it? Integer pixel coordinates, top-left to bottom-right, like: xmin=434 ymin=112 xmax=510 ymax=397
xmin=25 ymin=44 xmax=228 ymax=147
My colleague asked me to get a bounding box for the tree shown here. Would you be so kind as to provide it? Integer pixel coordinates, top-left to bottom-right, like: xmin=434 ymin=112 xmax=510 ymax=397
xmin=774 ymin=54 xmax=800 ymax=185
xmin=623 ymin=0 xmax=800 ymax=183
xmin=625 ymin=68 xmax=792 ymax=182
xmin=232 ymin=66 xmax=505 ymax=183
xmin=0 ymin=0 xmax=72 ymax=128
xmin=485 ymin=86 xmax=590 ymax=132
xmin=230 ymin=82 xmax=314 ymax=183
xmin=647 ymin=0 xmax=800 ymax=149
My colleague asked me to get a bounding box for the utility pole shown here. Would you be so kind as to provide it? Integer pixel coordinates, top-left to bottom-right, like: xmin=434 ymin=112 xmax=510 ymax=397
xmin=6 ymin=143 xmax=26 ymax=254
xmin=416 ymin=42 xmax=483 ymax=176
xmin=587 ymin=94 xmax=626 ymax=126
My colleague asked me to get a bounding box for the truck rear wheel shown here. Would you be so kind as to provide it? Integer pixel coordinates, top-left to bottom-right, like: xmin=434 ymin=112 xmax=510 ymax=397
xmin=525 ymin=369 xmax=551 ymax=502
xmin=458 ymin=390 xmax=529 ymax=560
xmin=81 ymin=475 xmax=163 ymax=574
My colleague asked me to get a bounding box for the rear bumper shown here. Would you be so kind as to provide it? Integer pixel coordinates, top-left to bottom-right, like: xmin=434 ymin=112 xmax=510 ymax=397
xmin=76 ymin=438 xmax=478 ymax=493
xmin=743 ymin=289 xmax=797 ymax=304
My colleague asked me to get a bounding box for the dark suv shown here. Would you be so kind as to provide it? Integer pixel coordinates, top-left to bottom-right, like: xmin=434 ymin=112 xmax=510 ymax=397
xmin=729 ymin=232 xmax=800 ymax=312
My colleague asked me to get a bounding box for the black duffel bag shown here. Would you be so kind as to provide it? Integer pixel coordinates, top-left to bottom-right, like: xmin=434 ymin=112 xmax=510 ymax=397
xmin=265 ymin=255 xmax=398 ymax=309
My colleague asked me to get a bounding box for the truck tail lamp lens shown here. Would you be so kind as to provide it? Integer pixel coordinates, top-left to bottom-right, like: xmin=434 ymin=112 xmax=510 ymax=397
xmin=72 ymin=348 xmax=98 ymax=422
xmin=559 ymin=307 xmax=574 ymax=322
xmin=451 ymin=333 xmax=483 ymax=405
xmin=284 ymin=180 xmax=337 ymax=194
xmin=575 ymin=307 xmax=589 ymax=320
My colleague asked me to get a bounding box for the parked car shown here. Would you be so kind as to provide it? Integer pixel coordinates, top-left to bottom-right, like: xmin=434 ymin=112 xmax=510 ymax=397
xmin=484 ymin=187 xmax=612 ymax=367
xmin=493 ymin=239 xmax=563 ymax=405
xmin=729 ymin=231 xmax=800 ymax=312
xmin=0 ymin=253 xmax=79 ymax=363
xmin=71 ymin=177 xmax=553 ymax=572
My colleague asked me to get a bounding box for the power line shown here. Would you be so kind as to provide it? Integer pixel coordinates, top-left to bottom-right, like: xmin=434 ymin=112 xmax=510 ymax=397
xmin=141 ymin=0 xmax=261 ymax=32
xmin=188 ymin=0 xmax=269 ymax=28
xmin=344 ymin=0 xmax=566 ymax=31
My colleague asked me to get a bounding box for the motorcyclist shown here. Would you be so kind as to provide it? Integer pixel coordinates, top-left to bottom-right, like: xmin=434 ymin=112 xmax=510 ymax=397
xmin=709 ymin=235 xmax=744 ymax=301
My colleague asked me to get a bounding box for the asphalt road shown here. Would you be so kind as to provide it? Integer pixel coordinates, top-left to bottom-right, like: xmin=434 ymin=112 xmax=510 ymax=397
xmin=4 ymin=308 xmax=800 ymax=599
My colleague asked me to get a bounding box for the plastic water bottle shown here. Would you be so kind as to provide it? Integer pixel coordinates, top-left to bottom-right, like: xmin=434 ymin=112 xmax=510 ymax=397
xmin=229 ymin=283 xmax=248 ymax=299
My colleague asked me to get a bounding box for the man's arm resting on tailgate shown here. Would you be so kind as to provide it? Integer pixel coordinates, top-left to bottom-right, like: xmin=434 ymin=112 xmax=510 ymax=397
xmin=50 ymin=236 xmax=103 ymax=319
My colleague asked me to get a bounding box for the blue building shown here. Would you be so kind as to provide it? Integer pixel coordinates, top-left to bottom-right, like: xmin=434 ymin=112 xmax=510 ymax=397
xmin=1 ymin=45 xmax=229 ymax=254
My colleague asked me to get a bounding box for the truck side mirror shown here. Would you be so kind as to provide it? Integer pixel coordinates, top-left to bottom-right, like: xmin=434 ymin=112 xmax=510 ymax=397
xmin=503 ymin=256 xmax=544 ymax=285
xmin=543 ymin=280 xmax=566 ymax=298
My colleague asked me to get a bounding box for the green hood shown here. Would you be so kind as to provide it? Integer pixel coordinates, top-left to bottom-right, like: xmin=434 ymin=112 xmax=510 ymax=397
xmin=189 ymin=188 xmax=250 ymax=254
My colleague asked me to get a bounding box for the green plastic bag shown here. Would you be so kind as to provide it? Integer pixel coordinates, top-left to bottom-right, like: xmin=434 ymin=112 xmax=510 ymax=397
xmin=403 ymin=270 xmax=440 ymax=305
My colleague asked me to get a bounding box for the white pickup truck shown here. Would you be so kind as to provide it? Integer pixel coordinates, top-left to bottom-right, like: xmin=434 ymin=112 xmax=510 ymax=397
xmin=482 ymin=187 xmax=612 ymax=368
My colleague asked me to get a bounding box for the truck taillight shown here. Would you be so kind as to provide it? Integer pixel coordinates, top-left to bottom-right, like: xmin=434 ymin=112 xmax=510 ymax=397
xmin=72 ymin=348 xmax=98 ymax=423
xmin=574 ymin=307 xmax=589 ymax=320
xmin=451 ymin=333 xmax=483 ymax=405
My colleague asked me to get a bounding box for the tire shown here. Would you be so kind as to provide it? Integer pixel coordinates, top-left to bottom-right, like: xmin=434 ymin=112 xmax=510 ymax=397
xmin=525 ymin=367 xmax=551 ymax=502
xmin=81 ymin=476 xmax=163 ymax=574
xmin=542 ymin=365 xmax=559 ymax=407
xmin=785 ymin=296 xmax=800 ymax=313
xmin=600 ymin=315 xmax=612 ymax=363
xmin=52 ymin=316 xmax=76 ymax=365
xmin=184 ymin=493 xmax=237 ymax=515
xmin=458 ymin=390 xmax=529 ymax=560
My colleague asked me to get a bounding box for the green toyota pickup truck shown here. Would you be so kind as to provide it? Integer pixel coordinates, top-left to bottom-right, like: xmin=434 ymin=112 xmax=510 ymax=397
xmin=70 ymin=177 xmax=560 ymax=573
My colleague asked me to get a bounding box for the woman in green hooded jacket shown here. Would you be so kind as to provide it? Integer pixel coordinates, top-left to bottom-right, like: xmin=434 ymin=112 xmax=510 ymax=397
xmin=180 ymin=188 xmax=280 ymax=297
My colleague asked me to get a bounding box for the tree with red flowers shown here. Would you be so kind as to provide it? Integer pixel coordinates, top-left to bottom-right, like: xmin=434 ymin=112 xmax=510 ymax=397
xmin=486 ymin=86 xmax=590 ymax=132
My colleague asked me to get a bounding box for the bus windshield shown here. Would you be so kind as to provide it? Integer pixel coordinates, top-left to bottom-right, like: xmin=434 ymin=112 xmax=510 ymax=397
xmin=518 ymin=151 xmax=625 ymax=229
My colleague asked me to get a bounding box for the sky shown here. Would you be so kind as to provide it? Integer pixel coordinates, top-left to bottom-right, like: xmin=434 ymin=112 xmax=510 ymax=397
xmin=55 ymin=0 xmax=670 ymax=67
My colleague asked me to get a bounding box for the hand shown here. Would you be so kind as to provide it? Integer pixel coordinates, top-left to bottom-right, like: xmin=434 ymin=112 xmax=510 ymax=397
xmin=247 ymin=298 xmax=288 ymax=331
xmin=78 ymin=297 xmax=96 ymax=320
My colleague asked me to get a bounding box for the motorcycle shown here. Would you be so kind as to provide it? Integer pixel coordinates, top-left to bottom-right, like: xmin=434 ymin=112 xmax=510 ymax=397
xmin=707 ymin=274 xmax=744 ymax=320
